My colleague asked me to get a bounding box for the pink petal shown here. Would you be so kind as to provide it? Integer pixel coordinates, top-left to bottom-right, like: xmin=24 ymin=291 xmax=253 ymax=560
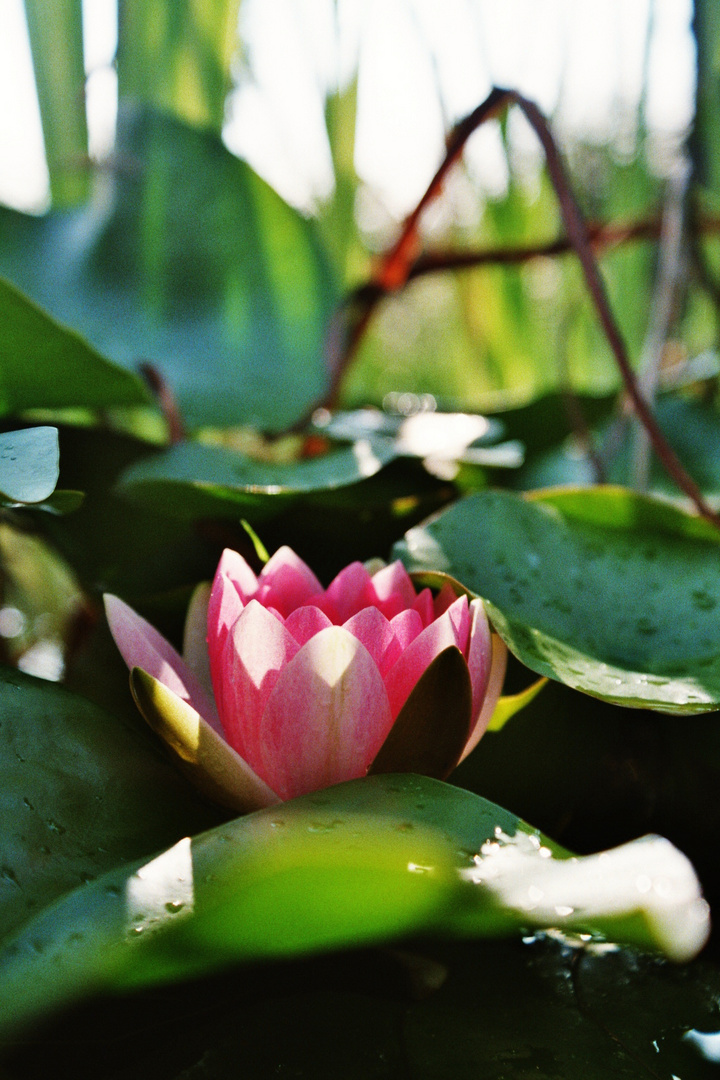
xmin=325 ymin=562 xmax=376 ymax=623
xmin=343 ymin=606 xmax=400 ymax=675
xmin=207 ymin=570 xmax=246 ymax=720
xmin=182 ymin=581 xmax=213 ymax=700
xmin=256 ymin=546 xmax=323 ymax=616
xmin=371 ymin=561 xmax=418 ymax=618
xmin=464 ymin=598 xmax=493 ymax=731
xmin=445 ymin=594 xmax=470 ymax=651
xmin=284 ymin=605 xmax=333 ymax=645
xmin=433 ymin=581 xmax=459 ymax=618
xmin=256 ymin=626 xmax=393 ymax=800
xmin=412 ymin=587 xmax=434 ymax=627
xmin=104 ymin=594 xmax=220 ymax=731
xmin=388 ymin=608 xmax=424 ymax=652
xmin=459 ymin=634 xmax=508 ymax=761
xmin=216 ymin=548 xmax=258 ymax=602
xmin=218 ymin=599 xmax=300 ymax=766
xmin=383 ymin=597 xmax=469 ymax=719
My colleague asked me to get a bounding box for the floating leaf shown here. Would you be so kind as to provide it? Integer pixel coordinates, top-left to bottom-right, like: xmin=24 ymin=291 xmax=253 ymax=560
xmin=0 ymin=774 xmax=708 ymax=1038
xmin=0 ymin=426 xmax=59 ymax=504
xmin=116 ymin=439 xmax=397 ymax=520
xmin=396 ymin=486 xmax=720 ymax=712
xmin=0 ymin=666 xmax=220 ymax=944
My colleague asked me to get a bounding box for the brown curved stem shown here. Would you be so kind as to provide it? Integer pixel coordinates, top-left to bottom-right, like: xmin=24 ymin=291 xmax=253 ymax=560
xmin=320 ymin=86 xmax=720 ymax=530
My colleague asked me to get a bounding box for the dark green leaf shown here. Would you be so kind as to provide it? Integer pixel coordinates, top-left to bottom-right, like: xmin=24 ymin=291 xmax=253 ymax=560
xmin=5 ymin=937 xmax=720 ymax=1079
xmin=116 ymin=439 xmax=397 ymax=519
xmin=396 ymin=486 xmax=720 ymax=711
xmin=0 ymin=277 xmax=149 ymax=414
xmin=0 ymin=666 xmax=220 ymax=943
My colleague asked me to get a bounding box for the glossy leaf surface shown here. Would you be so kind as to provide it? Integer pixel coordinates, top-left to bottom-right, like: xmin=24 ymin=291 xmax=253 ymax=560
xmin=116 ymin=439 xmax=398 ymax=519
xmin=0 ymin=666 xmax=220 ymax=942
xmin=0 ymin=426 xmax=58 ymax=504
xmin=396 ymin=487 xmax=720 ymax=711
xmin=0 ymin=774 xmax=708 ymax=1038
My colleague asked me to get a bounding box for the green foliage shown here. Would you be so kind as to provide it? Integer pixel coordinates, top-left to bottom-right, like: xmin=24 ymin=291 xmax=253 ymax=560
xmin=23 ymin=0 xmax=89 ymax=207
xmin=1 ymin=2 xmax=720 ymax=1074
xmin=397 ymin=487 xmax=720 ymax=711
xmin=0 ymin=107 xmax=338 ymax=429
xmin=0 ymin=277 xmax=149 ymax=414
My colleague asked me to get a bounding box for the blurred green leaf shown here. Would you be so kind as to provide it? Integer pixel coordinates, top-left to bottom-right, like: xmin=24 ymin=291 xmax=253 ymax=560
xmin=693 ymin=0 xmax=720 ymax=197
xmin=396 ymin=486 xmax=720 ymax=711
xmin=0 ymin=277 xmax=149 ymax=415
xmin=23 ymin=0 xmax=89 ymax=206
xmin=118 ymin=0 xmax=242 ymax=134
xmin=0 ymin=107 xmax=338 ymax=429
xmin=0 ymin=773 xmax=707 ymax=1039
xmin=116 ymin=438 xmax=397 ymax=520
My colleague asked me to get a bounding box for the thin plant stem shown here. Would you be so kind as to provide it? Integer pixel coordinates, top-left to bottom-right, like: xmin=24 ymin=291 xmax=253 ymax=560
xmin=320 ymin=87 xmax=720 ymax=530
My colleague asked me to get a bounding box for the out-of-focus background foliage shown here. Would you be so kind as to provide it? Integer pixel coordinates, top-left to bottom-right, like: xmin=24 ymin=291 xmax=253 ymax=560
xmin=5 ymin=2 xmax=720 ymax=1076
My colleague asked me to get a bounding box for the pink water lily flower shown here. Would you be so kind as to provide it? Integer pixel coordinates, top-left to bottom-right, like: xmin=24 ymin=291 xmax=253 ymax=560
xmin=105 ymin=547 xmax=507 ymax=811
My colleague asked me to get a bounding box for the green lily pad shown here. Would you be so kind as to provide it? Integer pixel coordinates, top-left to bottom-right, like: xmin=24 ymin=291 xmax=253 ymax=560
xmin=0 ymin=666 xmax=220 ymax=944
xmin=0 ymin=426 xmax=58 ymax=504
xmin=395 ymin=486 xmax=720 ymax=712
xmin=116 ymin=439 xmax=397 ymax=520
xmin=0 ymin=278 xmax=149 ymax=416
xmin=0 ymin=774 xmax=708 ymax=1038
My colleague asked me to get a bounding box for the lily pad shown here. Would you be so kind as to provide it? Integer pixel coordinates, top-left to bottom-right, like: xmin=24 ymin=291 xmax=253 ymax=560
xmin=0 ymin=426 xmax=59 ymax=505
xmin=116 ymin=439 xmax=397 ymax=520
xmin=395 ymin=486 xmax=720 ymax=712
xmin=0 ymin=774 xmax=708 ymax=1038
xmin=0 ymin=666 xmax=220 ymax=944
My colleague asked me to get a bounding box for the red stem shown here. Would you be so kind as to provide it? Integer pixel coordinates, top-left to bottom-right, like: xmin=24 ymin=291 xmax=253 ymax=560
xmin=321 ymin=87 xmax=720 ymax=530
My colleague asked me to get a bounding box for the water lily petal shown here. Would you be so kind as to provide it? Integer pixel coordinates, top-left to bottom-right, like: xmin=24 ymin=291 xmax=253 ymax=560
xmin=412 ymin=587 xmax=435 ymax=627
xmin=388 ymin=608 xmax=424 ymax=652
xmin=258 ymin=626 xmax=393 ymax=799
xmin=183 ymin=581 xmax=213 ymax=700
xmin=257 ymin=546 xmax=323 ymax=615
xmin=460 ymin=634 xmax=509 ymax=761
xmin=369 ymin=646 xmax=472 ymax=779
xmin=104 ymin=594 xmax=220 ymax=730
xmin=216 ymin=547 xmax=258 ymax=602
xmin=371 ymin=560 xmax=417 ymax=618
xmin=207 ymin=570 xmax=246 ymax=721
xmin=343 ymin=606 xmax=399 ymax=674
xmin=325 ymin=562 xmax=376 ymax=623
xmin=130 ymin=668 xmax=279 ymax=812
xmin=219 ymin=599 xmax=300 ymax=766
xmin=433 ymin=581 xmax=459 ymax=618
xmin=465 ymin=598 xmax=493 ymax=728
xmin=284 ymin=605 xmax=333 ymax=645
xmin=383 ymin=597 xmax=469 ymax=719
